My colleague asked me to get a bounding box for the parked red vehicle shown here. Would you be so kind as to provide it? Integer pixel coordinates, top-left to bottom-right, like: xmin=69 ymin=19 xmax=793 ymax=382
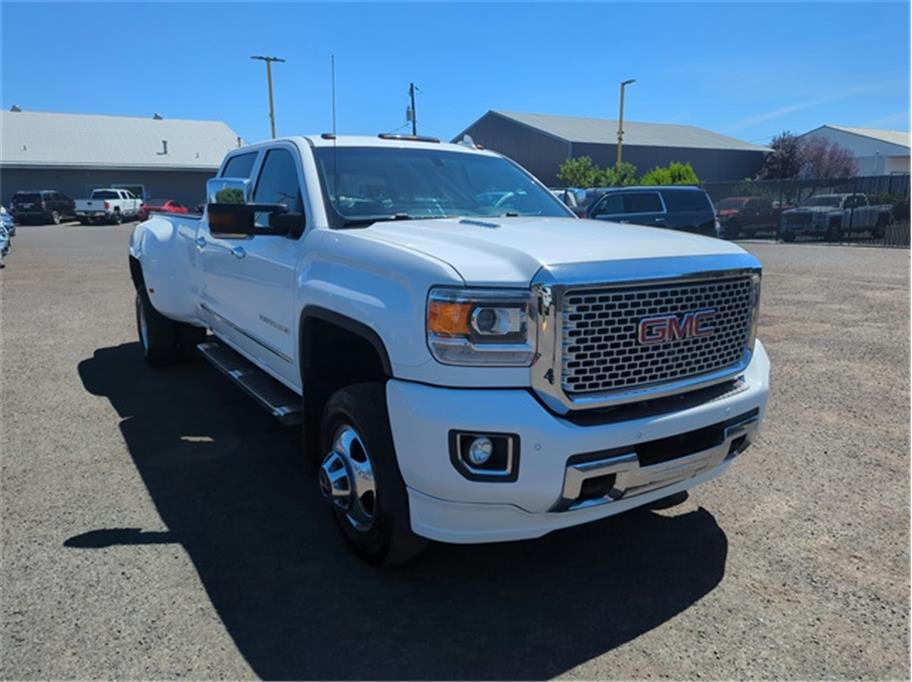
xmin=137 ymin=199 xmax=189 ymax=222
xmin=717 ymin=196 xmax=785 ymax=239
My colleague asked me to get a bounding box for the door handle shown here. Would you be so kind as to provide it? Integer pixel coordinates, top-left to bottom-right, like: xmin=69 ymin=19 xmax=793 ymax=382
xmin=231 ymin=246 xmax=246 ymax=259
xmin=196 ymin=235 xmax=207 ymax=249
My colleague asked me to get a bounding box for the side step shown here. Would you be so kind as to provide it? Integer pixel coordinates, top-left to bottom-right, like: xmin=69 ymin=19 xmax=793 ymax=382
xmin=197 ymin=341 xmax=303 ymax=425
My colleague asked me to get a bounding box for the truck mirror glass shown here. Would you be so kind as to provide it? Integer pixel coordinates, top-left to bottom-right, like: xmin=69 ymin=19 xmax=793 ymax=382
xmin=207 ymin=177 xmax=251 ymax=205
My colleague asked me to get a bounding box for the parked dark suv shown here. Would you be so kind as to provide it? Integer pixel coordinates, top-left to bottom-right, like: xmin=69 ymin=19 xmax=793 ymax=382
xmin=588 ymin=186 xmax=719 ymax=237
xmin=10 ymin=190 xmax=77 ymax=225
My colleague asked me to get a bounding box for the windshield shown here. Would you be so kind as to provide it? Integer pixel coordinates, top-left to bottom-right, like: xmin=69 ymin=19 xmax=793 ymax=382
xmin=718 ymin=197 xmax=749 ymax=210
xmin=313 ymin=147 xmax=572 ymax=227
xmin=802 ymin=196 xmax=842 ymax=207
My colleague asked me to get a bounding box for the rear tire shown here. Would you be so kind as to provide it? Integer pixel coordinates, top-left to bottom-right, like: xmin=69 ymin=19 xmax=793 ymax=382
xmin=136 ymin=288 xmax=177 ymax=366
xmin=319 ymin=383 xmax=427 ymax=566
xmin=112 ymin=210 xmax=123 ymax=225
xmin=781 ymin=231 xmax=795 ymax=243
xmin=51 ymin=210 xmax=61 ymax=225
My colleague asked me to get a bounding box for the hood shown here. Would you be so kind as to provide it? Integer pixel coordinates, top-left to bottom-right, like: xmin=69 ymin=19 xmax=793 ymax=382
xmin=358 ymin=216 xmax=748 ymax=285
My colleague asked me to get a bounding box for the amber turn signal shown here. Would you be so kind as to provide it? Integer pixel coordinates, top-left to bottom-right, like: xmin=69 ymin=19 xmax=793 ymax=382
xmin=427 ymin=301 xmax=473 ymax=337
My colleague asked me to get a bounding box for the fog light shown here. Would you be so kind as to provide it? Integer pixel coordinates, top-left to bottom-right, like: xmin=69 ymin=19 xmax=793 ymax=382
xmin=449 ymin=431 xmax=520 ymax=482
xmin=467 ymin=437 xmax=493 ymax=465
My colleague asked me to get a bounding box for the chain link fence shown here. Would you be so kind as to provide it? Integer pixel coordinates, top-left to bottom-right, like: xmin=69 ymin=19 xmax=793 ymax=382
xmin=702 ymin=174 xmax=910 ymax=248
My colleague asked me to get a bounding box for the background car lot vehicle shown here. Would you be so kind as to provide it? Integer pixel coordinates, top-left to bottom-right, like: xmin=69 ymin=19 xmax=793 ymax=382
xmin=588 ymin=185 xmax=719 ymax=236
xmin=137 ymin=199 xmax=190 ymax=222
xmin=10 ymin=190 xmax=76 ymax=225
xmin=779 ymin=193 xmax=894 ymax=242
xmin=75 ymin=188 xmax=142 ymax=224
xmin=717 ymin=196 xmax=783 ymax=239
xmin=556 ymin=187 xmax=610 ymax=217
xmin=129 ymin=134 xmax=769 ymax=565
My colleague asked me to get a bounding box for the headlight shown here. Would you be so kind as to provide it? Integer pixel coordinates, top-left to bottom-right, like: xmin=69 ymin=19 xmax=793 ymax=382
xmin=427 ymin=287 xmax=535 ymax=366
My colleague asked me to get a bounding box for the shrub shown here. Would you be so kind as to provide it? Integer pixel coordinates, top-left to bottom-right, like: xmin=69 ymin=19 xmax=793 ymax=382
xmin=640 ymin=161 xmax=700 ymax=186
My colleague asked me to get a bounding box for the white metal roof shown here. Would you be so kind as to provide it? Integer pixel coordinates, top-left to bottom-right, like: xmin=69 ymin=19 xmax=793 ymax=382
xmin=0 ymin=110 xmax=243 ymax=170
xmin=457 ymin=111 xmax=770 ymax=152
xmin=808 ymin=124 xmax=910 ymax=150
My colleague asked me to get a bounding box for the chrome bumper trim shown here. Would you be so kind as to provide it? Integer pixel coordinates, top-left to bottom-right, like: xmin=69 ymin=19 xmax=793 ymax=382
xmin=552 ymin=413 xmax=759 ymax=512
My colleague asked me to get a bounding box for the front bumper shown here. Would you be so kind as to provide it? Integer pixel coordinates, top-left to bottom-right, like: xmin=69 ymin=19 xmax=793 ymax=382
xmin=387 ymin=340 xmax=769 ymax=544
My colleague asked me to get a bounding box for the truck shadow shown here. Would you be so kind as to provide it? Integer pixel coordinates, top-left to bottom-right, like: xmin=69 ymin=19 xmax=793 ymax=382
xmin=75 ymin=343 xmax=728 ymax=680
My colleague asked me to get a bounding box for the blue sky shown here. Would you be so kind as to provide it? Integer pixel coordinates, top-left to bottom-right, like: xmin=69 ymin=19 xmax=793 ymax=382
xmin=2 ymin=2 xmax=909 ymax=146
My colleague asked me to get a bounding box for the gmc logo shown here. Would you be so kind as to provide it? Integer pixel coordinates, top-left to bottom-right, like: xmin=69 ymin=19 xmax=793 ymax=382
xmin=637 ymin=308 xmax=716 ymax=345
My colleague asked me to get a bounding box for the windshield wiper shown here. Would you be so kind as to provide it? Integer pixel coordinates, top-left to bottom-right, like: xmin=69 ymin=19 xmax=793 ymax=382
xmin=341 ymin=213 xmax=452 ymax=228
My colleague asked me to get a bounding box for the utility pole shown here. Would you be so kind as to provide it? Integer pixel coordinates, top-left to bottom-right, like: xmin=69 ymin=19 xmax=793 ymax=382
xmin=408 ymin=82 xmax=417 ymax=136
xmin=616 ymin=78 xmax=635 ymax=168
xmin=251 ymin=55 xmax=286 ymax=139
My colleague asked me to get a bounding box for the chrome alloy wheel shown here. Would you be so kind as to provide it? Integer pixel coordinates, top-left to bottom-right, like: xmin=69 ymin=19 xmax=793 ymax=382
xmin=319 ymin=425 xmax=377 ymax=531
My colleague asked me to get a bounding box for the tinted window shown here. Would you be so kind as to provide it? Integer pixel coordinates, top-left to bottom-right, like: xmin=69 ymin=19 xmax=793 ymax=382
xmin=15 ymin=192 xmax=41 ymax=203
xmin=252 ymin=148 xmax=303 ymax=227
xmin=623 ymin=192 xmax=663 ymax=214
xmin=222 ymin=152 xmax=258 ymax=179
xmin=91 ymin=190 xmax=120 ymax=199
xmin=662 ymin=189 xmax=712 ymax=212
xmin=718 ymin=197 xmax=749 ymax=210
xmin=592 ymin=193 xmax=624 ymax=215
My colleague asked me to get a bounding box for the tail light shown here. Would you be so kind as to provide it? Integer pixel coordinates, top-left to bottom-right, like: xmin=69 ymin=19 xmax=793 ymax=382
xmin=104 ymin=201 xmax=110 ymax=209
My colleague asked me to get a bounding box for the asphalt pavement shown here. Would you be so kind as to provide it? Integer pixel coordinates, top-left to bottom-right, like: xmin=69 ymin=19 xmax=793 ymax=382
xmin=1 ymin=223 xmax=908 ymax=680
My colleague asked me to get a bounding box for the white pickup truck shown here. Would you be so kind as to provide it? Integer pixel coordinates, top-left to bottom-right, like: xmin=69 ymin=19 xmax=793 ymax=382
xmin=129 ymin=134 xmax=770 ymax=564
xmin=76 ymin=188 xmax=143 ymax=224
xmin=779 ymin=193 xmax=893 ymax=241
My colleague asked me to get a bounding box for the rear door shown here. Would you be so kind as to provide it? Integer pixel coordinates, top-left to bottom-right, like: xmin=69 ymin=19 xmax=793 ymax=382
xmin=660 ymin=189 xmax=716 ymax=236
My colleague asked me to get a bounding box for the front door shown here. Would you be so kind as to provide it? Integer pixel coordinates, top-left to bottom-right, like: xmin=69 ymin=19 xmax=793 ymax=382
xmin=201 ymin=146 xmax=303 ymax=389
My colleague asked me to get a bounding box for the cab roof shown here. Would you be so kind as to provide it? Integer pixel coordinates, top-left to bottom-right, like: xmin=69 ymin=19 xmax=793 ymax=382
xmin=239 ymin=134 xmax=499 ymax=157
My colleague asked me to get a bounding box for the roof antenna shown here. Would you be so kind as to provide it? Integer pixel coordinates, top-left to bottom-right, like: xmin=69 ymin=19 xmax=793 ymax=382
xmin=331 ymin=54 xmax=337 ymax=136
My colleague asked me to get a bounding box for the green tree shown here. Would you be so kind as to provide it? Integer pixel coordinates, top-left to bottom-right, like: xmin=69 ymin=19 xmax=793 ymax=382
xmin=602 ymin=161 xmax=639 ymax=187
xmin=640 ymin=161 xmax=700 ymax=185
xmin=557 ymin=156 xmax=600 ymax=188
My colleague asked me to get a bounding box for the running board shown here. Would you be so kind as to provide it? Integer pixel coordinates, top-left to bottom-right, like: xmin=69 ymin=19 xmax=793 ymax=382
xmin=197 ymin=341 xmax=303 ymax=425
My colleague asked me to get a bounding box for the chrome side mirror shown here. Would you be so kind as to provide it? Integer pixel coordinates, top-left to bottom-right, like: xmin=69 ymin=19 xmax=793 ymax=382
xmin=206 ymin=177 xmax=251 ymax=205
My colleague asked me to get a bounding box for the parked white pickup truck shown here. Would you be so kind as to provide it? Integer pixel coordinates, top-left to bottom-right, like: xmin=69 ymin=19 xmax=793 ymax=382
xmin=779 ymin=193 xmax=893 ymax=241
xmin=129 ymin=134 xmax=770 ymax=564
xmin=76 ymin=188 xmax=142 ymax=224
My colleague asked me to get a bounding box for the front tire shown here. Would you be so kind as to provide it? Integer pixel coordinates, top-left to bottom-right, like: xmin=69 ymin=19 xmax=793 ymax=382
xmin=319 ymin=383 xmax=426 ymax=565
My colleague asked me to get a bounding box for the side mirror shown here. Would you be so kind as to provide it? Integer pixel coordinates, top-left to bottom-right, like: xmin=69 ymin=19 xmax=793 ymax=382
xmin=207 ymin=177 xmax=251 ymax=205
xmin=208 ymin=203 xmax=295 ymax=237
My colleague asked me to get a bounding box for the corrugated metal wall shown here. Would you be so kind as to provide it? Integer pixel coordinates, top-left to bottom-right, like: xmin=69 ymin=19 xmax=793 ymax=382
xmin=459 ymin=113 xmax=767 ymax=186
xmin=0 ymin=167 xmax=216 ymax=206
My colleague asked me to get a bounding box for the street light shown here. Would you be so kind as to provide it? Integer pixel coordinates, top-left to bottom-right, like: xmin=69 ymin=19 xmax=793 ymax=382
xmin=251 ymin=55 xmax=286 ymax=139
xmin=616 ymin=78 xmax=635 ymax=168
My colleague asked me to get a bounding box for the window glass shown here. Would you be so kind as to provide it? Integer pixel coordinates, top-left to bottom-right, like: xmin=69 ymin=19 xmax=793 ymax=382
xmin=14 ymin=192 xmax=41 ymax=203
xmin=252 ymin=148 xmax=303 ymax=227
xmin=313 ymin=147 xmax=571 ymax=226
xmin=662 ymin=189 xmax=711 ymax=212
xmin=623 ymin=192 xmax=663 ymax=214
xmin=593 ymin=193 xmax=624 ymax=215
xmin=222 ymin=152 xmax=258 ymax=179
xmin=91 ymin=190 xmax=120 ymax=199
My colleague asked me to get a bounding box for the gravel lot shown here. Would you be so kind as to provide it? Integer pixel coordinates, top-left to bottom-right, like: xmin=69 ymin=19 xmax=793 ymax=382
xmin=1 ymin=224 xmax=908 ymax=680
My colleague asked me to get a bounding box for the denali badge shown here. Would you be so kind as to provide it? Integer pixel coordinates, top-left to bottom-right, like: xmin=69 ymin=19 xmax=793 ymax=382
xmin=637 ymin=308 xmax=716 ymax=345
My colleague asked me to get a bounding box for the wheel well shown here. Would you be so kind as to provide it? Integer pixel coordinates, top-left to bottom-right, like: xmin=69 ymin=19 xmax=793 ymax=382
xmin=299 ymin=310 xmax=391 ymax=393
xmin=129 ymin=255 xmax=144 ymax=291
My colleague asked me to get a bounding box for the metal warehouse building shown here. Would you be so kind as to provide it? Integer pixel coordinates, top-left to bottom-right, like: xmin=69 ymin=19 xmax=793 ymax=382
xmin=798 ymin=124 xmax=910 ymax=176
xmin=453 ymin=111 xmax=770 ymax=186
xmin=0 ymin=109 xmax=243 ymax=206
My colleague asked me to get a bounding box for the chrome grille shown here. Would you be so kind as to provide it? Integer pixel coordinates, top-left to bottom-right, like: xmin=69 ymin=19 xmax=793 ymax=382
xmin=561 ymin=277 xmax=755 ymax=396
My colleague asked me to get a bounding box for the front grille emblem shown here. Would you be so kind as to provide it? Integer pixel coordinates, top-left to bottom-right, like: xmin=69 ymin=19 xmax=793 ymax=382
xmin=637 ymin=308 xmax=716 ymax=345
